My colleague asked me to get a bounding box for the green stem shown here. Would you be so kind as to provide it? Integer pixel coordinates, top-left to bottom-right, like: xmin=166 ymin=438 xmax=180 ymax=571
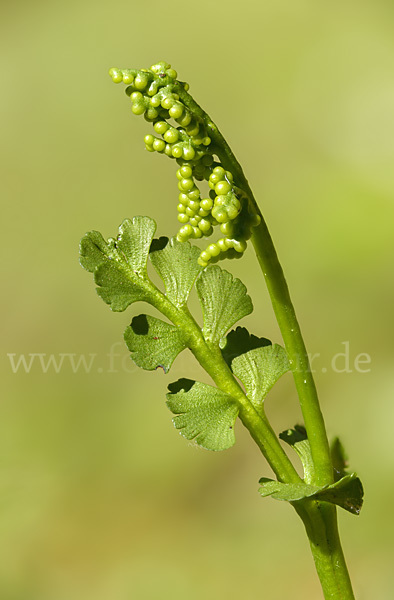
xmin=250 ymin=219 xmax=333 ymax=486
xmin=295 ymin=501 xmax=355 ymax=599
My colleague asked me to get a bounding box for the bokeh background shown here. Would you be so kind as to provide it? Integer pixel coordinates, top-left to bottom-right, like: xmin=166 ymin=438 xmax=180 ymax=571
xmin=1 ymin=0 xmax=394 ymax=598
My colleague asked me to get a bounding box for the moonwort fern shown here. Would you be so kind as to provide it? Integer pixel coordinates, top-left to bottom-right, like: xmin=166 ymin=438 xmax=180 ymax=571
xmin=80 ymin=61 xmax=363 ymax=599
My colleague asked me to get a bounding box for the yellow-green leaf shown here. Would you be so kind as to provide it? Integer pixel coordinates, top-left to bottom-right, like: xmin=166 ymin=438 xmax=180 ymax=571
xmin=166 ymin=379 xmax=239 ymax=451
xmin=124 ymin=314 xmax=186 ymax=373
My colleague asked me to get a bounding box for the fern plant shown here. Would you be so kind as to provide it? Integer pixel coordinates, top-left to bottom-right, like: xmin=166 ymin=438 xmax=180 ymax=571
xmin=80 ymin=61 xmax=363 ymax=599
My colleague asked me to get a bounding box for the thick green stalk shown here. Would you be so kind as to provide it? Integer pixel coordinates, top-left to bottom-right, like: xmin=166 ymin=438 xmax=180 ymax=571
xmin=250 ymin=219 xmax=333 ymax=486
xmin=295 ymin=501 xmax=355 ymax=599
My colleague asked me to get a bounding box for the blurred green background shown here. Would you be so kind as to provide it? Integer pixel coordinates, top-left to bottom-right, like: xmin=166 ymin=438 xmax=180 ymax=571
xmin=1 ymin=0 xmax=393 ymax=598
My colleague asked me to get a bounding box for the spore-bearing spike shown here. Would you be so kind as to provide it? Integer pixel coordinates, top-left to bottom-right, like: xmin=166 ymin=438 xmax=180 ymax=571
xmin=109 ymin=61 xmax=262 ymax=267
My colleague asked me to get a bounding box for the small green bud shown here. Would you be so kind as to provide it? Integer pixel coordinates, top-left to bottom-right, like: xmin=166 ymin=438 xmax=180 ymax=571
xmin=226 ymin=205 xmax=240 ymax=220
xmin=192 ymin=227 xmax=203 ymax=239
xmin=152 ymin=138 xmax=165 ymax=152
xmin=182 ymin=146 xmax=195 ymax=160
xmin=150 ymin=61 xmax=171 ymax=74
xmin=220 ymin=221 xmax=235 ymax=236
xmin=186 ymin=119 xmax=200 ymax=135
xmin=249 ymin=212 xmax=261 ymax=227
xmin=134 ymin=72 xmax=150 ymax=90
xmin=200 ymin=198 xmax=213 ymax=211
xmin=212 ymin=166 xmax=226 ymax=178
xmin=211 ymin=207 xmax=227 ymax=223
xmin=180 ymin=165 xmax=193 ymax=178
xmin=214 ymin=195 xmax=226 ymax=206
xmin=177 ymin=112 xmax=192 ymax=127
xmin=169 ymin=103 xmax=183 ymax=119
xmin=200 ymin=250 xmax=211 ymax=262
xmin=167 ymin=68 xmax=178 ymax=79
xmin=130 ymin=91 xmax=143 ymax=102
xmin=179 ymin=224 xmax=193 ymax=238
xmin=217 ymin=238 xmax=229 ymax=251
xmin=178 ymin=193 xmax=189 ymax=205
xmin=179 ymin=178 xmax=194 ymax=192
xmin=230 ymin=197 xmax=241 ymax=211
xmin=207 ymin=243 xmax=220 ymax=257
xmin=144 ymin=134 xmax=154 ymax=145
xmin=146 ymin=107 xmax=159 ymax=120
xmin=233 ymin=239 xmax=247 ymax=253
xmin=150 ymin=94 xmax=162 ymax=107
xmin=198 ymin=208 xmax=210 ymax=217
xmin=186 ymin=122 xmax=199 ymax=137
xmin=192 ymin=135 xmax=204 ymax=147
xmin=109 ymin=68 xmax=123 ymax=83
xmin=161 ymin=96 xmax=173 ymax=110
xmin=154 ymin=121 xmax=169 ymax=134
xmin=131 ymin=102 xmax=145 ymax=115
xmin=122 ymin=71 xmax=134 ymax=84
xmin=215 ymin=180 xmax=232 ymax=195
xmin=187 ymin=187 xmax=200 ymax=201
xmin=198 ymin=220 xmax=212 ymax=235
xmin=171 ymin=145 xmax=183 ymax=158
xmin=188 ymin=199 xmax=200 ymax=212
xmin=177 ymin=213 xmax=189 ymax=224
xmin=147 ymin=81 xmax=159 ymax=96
xmin=164 ymin=129 xmax=179 ymax=143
